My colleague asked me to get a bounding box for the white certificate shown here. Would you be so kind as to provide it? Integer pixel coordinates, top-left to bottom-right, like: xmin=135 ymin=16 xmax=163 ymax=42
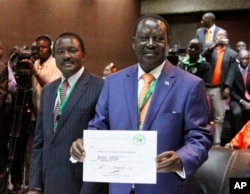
xmin=83 ymin=130 xmax=157 ymax=184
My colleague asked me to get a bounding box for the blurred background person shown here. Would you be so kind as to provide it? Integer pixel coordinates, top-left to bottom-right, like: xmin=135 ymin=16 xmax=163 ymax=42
xmin=235 ymin=41 xmax=247 ymax=53
xmin=0 ymin=41 xmax=8 ymax=194
xmin=202 ymin=29 xmax=237 ymax=145
xmin=195 ymin=12 xmax=222 ymax=49
xmin=179 ymin=38 xmax=212 ymax=85
xmin=102 ymin=62 xmax=117 ymax=79
xmin=229 ymin=49 xmax=250 ymax=134
xmin=8 ymin=35 xmax=60 ymax=193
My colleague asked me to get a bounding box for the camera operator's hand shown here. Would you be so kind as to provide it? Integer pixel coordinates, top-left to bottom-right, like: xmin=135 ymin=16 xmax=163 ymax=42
xmin=22 ymin=59 xmax=37 ymax=75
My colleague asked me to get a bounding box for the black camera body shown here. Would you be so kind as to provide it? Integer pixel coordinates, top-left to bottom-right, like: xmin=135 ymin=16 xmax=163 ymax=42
xmin=16 ymin=46 xmax=40 ymax=72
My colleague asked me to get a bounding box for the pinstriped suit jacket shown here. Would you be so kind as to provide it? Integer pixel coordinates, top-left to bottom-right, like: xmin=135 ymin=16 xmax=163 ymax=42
xmin=29 ymin=69 xmax=104 ymax=194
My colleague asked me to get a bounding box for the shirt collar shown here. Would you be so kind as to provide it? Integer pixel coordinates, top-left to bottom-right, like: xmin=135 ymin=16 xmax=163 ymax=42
xmin=61 ymin=66 xmax=84 ymax=88
xmin=138 ymin=60 xmax=165 ymax=80
xmin=238 ymin=64 xmax=248 ymax=72
xmin=208 ymin=24 xmax=215 ymax=31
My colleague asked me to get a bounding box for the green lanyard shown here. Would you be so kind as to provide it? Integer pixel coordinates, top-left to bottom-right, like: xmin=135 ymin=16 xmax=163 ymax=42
xmin=138 ymin=77 xmax=159 ymax=130
xmin=54 ymin=80 xmax=77 ymax=129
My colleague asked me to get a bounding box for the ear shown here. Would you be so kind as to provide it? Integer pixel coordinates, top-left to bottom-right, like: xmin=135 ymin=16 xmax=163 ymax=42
xmin=82 ymin=51 xmax=86 ymax=62
xmin=132 ymin=37 xmax=136 ymax=51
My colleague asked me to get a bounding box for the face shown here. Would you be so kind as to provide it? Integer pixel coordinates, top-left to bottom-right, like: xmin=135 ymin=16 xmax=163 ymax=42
xmin=187 ymin=40 xmax=202 ymax=60
xmin=236 ymin=42 xmax=247 ymax=52
xmin=53 ymin=35 xmax=85 ymax=78
xmin=238 ymin=50 xmax=249 ymax=69
xmin=216 ymin=29 xmax=227 ymax=41
xmin=36 ymin=39 xmax=51 ymax=61
xmin=201 ymin=14 xmax=211 ymax=28
xmin=103 ymin=65 xmax=112 ymax=77
xmin=132 ymin=18 xmax=168 ymax=73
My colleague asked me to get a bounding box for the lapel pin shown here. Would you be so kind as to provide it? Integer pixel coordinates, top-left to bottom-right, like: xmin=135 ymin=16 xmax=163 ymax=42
xmin=165 ymin=81 xmax=170 ymax=85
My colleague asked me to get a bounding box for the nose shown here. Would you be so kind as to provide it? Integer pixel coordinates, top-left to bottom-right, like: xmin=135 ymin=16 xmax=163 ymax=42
xmin=146 ymin=37 xmax=155 ymax=47
xmin=63 ymin=50 xmax=71 ymax=58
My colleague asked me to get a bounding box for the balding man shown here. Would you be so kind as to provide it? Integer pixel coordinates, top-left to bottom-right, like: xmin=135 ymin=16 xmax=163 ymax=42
xmin=195 ymin=12 xmax=222 ymax=49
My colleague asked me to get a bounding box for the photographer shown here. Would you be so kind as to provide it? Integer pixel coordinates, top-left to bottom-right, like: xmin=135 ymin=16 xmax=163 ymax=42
xmin=202 ymin=29 xmax=237 ymax=146
xmin=11 ymin=35 xmax=60 ymax=193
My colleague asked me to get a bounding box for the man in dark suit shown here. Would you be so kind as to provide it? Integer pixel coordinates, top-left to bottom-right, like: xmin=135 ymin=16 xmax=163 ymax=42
xmin=203 ymin=29 xmax=237 ymax=145
xmin=229 ymin=49 xmax=250 ymax=134
xmin=195 ymin=12 xmax=222 ymax=49
xmin=0 ymin=57 xmax=8 ymax=194
xmin=70 ymin=14 xmax=213 ymax=194
xmin=28 ymin=33 xmax=106 ymax=194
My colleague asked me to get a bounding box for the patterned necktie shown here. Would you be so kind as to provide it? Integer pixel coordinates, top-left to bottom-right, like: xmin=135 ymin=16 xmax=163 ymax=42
xmin=205 ymin=29 xmax=212 ymax=44
xmin=139 ymin=73 xmax=155 ymax=128
xmin=53 ymin=79 xmax=69 ymax=128
xmin=243 ymin=69 xmax=250 ymax=100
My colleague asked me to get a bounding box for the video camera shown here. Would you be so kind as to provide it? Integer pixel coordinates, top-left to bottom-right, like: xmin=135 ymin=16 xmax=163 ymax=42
xmin=15 ymin=45 xmax=40 ymax=73
xmin=167 ymin=45 xmax=186 ymax=66
xmin=11 ymin=45 xmax=40 ymax=89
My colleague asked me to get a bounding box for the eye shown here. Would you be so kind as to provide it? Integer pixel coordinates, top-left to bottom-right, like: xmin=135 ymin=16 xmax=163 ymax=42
xmin=68 ymin=48 xmax=78 ymax=54
xmin=55 ymin=49 xmax=64 ymax=55
xmin=138 ymin=35 xmax=148 ymax=42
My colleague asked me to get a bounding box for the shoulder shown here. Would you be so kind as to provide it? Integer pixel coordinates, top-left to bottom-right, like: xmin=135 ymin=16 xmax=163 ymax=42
xmin=196 ymin=27 xmax=206 ymax=33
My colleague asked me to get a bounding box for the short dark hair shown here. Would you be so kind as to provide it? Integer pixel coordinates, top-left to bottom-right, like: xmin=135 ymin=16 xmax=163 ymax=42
xmin=53 ymin=32 xmax=85 ymax=53
xmin=133 ymin=14 xmax=170 ymax=38
xmin=36 ymin=34 xmax=52 ymax=46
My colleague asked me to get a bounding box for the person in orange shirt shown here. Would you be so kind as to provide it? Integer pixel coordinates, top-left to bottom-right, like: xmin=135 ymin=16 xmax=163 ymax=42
xmin=225 ymin=120 xmax=250 ymax=149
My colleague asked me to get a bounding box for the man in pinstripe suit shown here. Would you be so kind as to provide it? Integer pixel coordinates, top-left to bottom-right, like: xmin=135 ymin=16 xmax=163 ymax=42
xmin=28 ymin=32 xmax=106 ymax=194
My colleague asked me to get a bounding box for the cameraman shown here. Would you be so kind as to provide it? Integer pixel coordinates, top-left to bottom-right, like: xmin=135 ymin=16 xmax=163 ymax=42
xmin=12 ymin=35 xmax=60 ymax=193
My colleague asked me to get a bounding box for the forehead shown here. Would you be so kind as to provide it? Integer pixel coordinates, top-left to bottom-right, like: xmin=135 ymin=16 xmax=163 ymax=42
xmin=136 ymin=18 xmax=167 ymax=33
xmin=239 ymin=50 xmax=249 ymax=58
xmin=237 ymin=42 xmax=246 ymax=46
xmin=55 ymin=36 xmax=80 ymax=47
xmin=217 ymin=30 xmax=226 ymax=36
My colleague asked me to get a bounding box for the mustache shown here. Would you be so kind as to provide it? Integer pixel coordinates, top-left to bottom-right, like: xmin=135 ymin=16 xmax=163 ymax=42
xmin=143 ymin=48 xmax=158 ymax=54
xmin=61 ymin=59 xmax=74 ymax=66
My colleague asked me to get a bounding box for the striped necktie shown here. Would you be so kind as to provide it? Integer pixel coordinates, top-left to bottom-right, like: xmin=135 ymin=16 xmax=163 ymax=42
xmin=243 ymin=69 xmax=250 ymax=100
xmin=53 ymin=79 xmax=69 ymax=129
xmin=139 ymin=73 xmax=155 ymax=129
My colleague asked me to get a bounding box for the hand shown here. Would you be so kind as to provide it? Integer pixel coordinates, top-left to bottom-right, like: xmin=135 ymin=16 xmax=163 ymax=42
xmin=156 ymin=151 xmax=183 ymax=173
xmin=242 ymin=101 xmax=250 ymax=111
xmin=222 ymin=87 xmax=230 ymax=99
xmin=70 ymin=138 xmax=85 ymax=162
xmin=224 ymin=143 xmax=233 ymax=149
xmin=22 ymin=59 xmax=36 ymax=74
xmin=27 ymin=190 xmax=42 ymax=194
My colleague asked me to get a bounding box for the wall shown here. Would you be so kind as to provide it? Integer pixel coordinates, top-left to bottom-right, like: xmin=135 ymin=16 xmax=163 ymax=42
xmin=141 ymin=0 xmax=250 ymax=14
xmin=164 ymin=10 xmax=250 ymax=51
xmin=0 ymin=0 xmax=140 ymax=76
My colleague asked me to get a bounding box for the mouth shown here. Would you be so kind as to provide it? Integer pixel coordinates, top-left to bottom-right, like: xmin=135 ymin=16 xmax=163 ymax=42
xmin=62 ymin=61 xmax=74 ymax=67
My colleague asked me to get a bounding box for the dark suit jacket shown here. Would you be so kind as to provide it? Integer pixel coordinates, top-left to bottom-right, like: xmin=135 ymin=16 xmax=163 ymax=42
xmin=88 ymin=61 xmax=213 ymax=194
xmin=29 ymin=70 xmax=104 ymax=194
xmin=203 ymin=46 xmax=237 ymax=90
xmin=230 ymin=63 xmax=250 ymax=103
xmin=0 ymin=62 xmax=8 ymax=108
xmin=195 ymin=26 xmax=222 ymax=49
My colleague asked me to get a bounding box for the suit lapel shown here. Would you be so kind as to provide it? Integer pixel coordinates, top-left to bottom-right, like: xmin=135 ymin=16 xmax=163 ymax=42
xmin=51 ymin=71 xmax=90 ymax=141
xmin=142 ymin=61 xmax=176 ymax=130
xmin=123 ymin=65 xmax=139 ymax=130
